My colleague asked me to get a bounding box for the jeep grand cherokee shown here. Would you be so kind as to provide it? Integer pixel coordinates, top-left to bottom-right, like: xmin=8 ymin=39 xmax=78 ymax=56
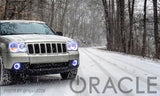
xmin=0 ymin=20 xmax=79 ymax=85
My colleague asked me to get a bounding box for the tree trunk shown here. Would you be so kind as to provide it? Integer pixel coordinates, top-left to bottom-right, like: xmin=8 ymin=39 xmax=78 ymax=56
xmin=153 ymin=0 xmax=160 ymax=59
xmin=3 ymin=0 xmax=8 ymax=20
xmin=142 ymin=0 xmax=147 ymax=57
xmin=60 ymin=0 xmax=69 ymax=32
xmin=128 ymin=0 xmax=135 ymax=54
xmin=119 ymin=0 xmax=126 ymax=52
xmin=50 ymin=0 xmax=55 ymax=28
xmin=102 ymin=0 xmax=112 ymax=50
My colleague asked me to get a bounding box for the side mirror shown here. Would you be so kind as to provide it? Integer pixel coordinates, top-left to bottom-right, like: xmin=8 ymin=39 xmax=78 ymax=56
xmin=56 ymin=32 xmax=63 ymax=36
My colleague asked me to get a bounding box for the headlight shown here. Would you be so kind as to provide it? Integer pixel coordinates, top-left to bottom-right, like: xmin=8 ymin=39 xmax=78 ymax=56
xmin=9 ymin=42 xmax=27 ymax=52
xmin=67 ymin=41 xmax=78 ymax=51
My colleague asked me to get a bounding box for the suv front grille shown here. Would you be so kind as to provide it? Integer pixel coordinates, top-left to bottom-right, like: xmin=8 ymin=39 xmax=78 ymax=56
xmin=27 ymin=43 xmax=67 ymax=54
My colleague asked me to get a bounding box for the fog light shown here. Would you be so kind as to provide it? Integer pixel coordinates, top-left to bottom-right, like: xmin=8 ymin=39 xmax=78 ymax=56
xmin=14 ymin=63 xmax=21 ymax=70
xmin=72 ymin=60 xmax=78 ymax=67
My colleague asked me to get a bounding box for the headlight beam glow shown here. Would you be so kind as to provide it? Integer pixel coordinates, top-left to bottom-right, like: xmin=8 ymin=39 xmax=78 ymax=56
xmin=67 ymin=41 xmax=78 ymax=51
xmin=9 ymin=42 xmax=27 ymax=53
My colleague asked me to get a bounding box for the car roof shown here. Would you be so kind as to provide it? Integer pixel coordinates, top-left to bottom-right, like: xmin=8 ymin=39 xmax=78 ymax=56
xmin=0 ymin=20 xmax=45 ymax=24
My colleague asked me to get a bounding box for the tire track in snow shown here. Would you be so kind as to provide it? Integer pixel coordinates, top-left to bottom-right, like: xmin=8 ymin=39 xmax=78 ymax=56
xmin=85 ymin=48 xmax=160 ymax=91
xmin=90 ymin=48 xmax=160 ymax=88
xmin=81 ymin=49 xmax=134 ymax=96
xmin=95 ymin=48 xmax=160 ymax=77
xmin=83 ymin=48 xmax=160 ymax=96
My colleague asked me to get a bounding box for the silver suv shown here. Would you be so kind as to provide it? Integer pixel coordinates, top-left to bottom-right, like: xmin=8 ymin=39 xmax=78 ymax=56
xmin=0 ymin=20 xmax=79 ymax=85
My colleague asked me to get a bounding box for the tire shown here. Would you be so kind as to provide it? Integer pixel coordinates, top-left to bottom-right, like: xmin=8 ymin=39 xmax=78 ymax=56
xmin=0 ymin=57 xmax=13 ymax=86
xmin=60 ymin=69 xmax=78 ymax=79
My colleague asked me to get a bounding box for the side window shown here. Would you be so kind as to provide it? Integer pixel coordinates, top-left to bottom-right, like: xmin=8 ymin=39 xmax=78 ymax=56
xmin=45 ymin=24 xmax=56 ymax=34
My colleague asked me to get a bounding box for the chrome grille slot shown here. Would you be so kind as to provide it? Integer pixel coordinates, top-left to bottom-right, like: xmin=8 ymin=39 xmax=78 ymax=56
xmin=40 ymin=44 xmax=46 ymax=53
xmin=52 ymin=44 xmax=57 ymax=53
xmin=46 ymin=43 xmax=51 ymax=53
xmin=27 ymin=43 xmax=67 ymax=54
xmin=34 ymin=44 xmax=40 ymax=53
xmin=57 ymin=44 xmax=62 ymax=53
xmin=28 ymin=44 xmax=34 ymax=54
xmin=62 ymin=44 xmax=67 ymax=52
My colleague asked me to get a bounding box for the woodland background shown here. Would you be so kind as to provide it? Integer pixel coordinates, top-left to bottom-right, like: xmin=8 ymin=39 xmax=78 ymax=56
xmin=0 ymin=0 xmax=160 ymax=59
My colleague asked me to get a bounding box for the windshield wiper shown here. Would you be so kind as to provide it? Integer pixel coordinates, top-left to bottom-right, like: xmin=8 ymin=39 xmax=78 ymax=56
xmin=2 ymin=33 xmax=19 ymax=35
xmin=2 ymin=33 xmax=42 ymax=35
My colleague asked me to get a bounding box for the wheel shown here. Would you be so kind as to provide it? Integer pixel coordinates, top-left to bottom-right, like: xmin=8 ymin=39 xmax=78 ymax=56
xmin=60 ymin=69 xmax=78 ymax=79
xmin=0 ymin=57 xmax=13 ymax=86
xmin=20 ymin=74 xmax=30 ymax=83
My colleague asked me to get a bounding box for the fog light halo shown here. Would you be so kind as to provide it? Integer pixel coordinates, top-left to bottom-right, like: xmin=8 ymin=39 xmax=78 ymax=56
xmin=14 ymin=63 xmax=21 ymax=70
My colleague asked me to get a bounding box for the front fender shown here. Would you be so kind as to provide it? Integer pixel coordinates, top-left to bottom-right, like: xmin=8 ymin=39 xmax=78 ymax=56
xmin=0 ymin=43 xmax=8 ymax=53
xmin=0 ymin=43 xmax=9 ymax=68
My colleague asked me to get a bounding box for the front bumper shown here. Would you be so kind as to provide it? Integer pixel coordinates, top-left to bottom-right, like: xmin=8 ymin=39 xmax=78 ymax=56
xmin=10 ymin=61 xmax=79 ymax=75
xmin=3 ymin=51 xmax=79 ymax=69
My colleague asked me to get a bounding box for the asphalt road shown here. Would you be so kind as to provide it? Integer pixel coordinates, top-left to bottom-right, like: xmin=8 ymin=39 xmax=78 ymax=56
xmin=1 ymin=48 xmax=160 ymax=96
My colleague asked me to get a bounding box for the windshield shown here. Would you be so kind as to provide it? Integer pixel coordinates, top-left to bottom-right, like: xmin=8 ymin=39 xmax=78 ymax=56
xmin=0 ymin=23 xmax=55 ymax=35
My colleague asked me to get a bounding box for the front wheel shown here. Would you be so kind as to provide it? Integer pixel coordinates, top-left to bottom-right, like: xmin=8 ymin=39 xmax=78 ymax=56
xmin=60 ymin=69 xmax=78 ymax=79
xmin=0 ymin=57 xmax=13 ymax=86
xmin=0 ymin=69 xmax=13 ymax=86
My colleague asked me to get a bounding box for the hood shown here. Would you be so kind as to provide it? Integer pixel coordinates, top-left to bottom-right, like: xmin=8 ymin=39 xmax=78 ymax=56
xmin=1 ymin=34 xmax=73 ymax=43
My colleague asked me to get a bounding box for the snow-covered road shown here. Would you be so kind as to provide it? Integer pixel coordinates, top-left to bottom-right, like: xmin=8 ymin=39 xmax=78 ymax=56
xmin=1 ymin=48 xmax=160 ymax=96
